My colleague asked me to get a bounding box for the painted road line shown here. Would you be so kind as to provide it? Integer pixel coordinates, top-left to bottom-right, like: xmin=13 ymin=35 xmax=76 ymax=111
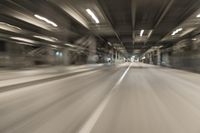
xmin=78 ymin=63 xmax=132 ymax=133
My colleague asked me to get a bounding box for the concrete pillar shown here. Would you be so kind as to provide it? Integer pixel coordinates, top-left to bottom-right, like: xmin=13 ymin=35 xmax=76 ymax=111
xmin=87 ymin=36 xmax=97 ymax=64
xmin=149 ymin=53 xmax=153 ymax=64
xmin=157 ymin=49 xmax=161 ymax=65
xmin=63 ymin=49 xmax=70 ymax=65
xmin=112 ymin=49 xmax=115 ymax=62
xmin=115 ymin=51 xmax=118 ymax=62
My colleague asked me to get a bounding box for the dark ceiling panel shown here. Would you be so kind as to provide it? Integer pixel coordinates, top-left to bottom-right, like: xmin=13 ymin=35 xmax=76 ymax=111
xmin=135 ymin=0 xmax=171 ymax=29
xmin=97 ymin=0 xmax=133 ymax=53
xmin=149 ymin=0 xmax=200 ymax=43
xmin=1 ymin=0 xmax=200 ymax=54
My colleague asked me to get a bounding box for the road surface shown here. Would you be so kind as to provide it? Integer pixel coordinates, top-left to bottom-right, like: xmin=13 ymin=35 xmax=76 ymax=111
xmin=1 ymin=63 xmax=200 ymax=133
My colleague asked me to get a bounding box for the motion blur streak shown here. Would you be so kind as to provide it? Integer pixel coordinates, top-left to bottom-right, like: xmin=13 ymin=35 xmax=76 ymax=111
xmin=1 ymin=0 xmax=200 ymax=133
xmin=0 ymin=63 xmax=200 ymax=133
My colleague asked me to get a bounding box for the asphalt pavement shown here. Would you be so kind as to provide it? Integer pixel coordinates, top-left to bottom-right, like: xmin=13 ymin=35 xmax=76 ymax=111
xmin=1 ymin=63 xmax=200 ymax=133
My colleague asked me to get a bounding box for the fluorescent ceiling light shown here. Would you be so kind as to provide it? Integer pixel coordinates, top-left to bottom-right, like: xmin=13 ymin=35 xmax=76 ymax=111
xmin=86 ymin=9 xmax=100 ymax=24
xmin=17 ymin=42 xmax=34 ymax=46
xmin=140 ymin=30 xmax=144 ymax=37
xmin=34 ymin=14 xmax=58 ymax=27
xmin=34 ymin=35 xmax=58 ymax=42
xmin=10 ymin=37 xmax=35 ymax=44
xmin=108 ymin=42 xmax=112 ymax=46
xmin=148 ymin=30 xmax=153 ymax=38
xmin=171 ymin=32 xmax=176 ymax=36
xmin=65 ymin=43 xmax=75 ymax=47
xmin=171 ymin=31 xmax=178 ymax=36
xmin=177 ymin=28 xmax=183 ymax=32
xmin=51 ymin=45 xmax=58 ymax=48
xmin=0 ymin=22 xmax=22 ymax=31
xmin=142 ymin=56 xmax=146 ymax=60
xmin=171 ymin=28 xmax=183 ymax=36
xmin=197 ymin=14 xmax=200 ymax=18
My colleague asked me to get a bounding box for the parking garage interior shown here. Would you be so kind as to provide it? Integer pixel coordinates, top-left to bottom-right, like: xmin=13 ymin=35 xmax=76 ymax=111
xmin=1 ymin=0 xmax=200 ymax=133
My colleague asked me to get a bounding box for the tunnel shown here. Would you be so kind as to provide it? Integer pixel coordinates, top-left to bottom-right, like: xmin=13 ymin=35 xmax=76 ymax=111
xmin=1 ymin=0 xmax=200 ymax=133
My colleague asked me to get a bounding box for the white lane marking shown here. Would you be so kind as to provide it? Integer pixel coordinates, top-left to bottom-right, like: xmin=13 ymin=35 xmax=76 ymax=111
xmin=78 ymin=63 xmax=132 ymax=133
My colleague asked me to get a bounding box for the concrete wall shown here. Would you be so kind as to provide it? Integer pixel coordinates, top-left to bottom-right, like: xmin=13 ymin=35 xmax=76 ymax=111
xmin=0 ymin=42 xmax=34 ymax=68
xmin=161 ymin=39 xmax=200 ymax=72
xmin=0 ymin=41 xmax=69 ymax=68
xmin=0 ymin=35 xmax=120 ymax=68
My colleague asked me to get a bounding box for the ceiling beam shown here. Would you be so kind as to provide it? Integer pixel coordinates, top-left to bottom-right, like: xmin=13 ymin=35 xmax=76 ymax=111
xmin=131 ymin=0 xmax=136 ymax=46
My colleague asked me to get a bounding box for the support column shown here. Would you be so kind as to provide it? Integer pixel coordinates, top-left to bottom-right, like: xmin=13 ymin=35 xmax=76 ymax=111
xmin=149 ymin=52 xmax=153 ymax=64
xmin=157 ymin=49 xmax=161 ymax=65
xmin=87 ymin=36 xmax=97 ymax=64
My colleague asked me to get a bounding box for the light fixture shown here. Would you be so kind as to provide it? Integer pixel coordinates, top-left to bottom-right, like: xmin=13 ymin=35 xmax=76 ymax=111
xmin=197 ymin=14 xmax=200 ymax=18
xmin=171 ymin=32 xmax=176 ymax=36
xmin=34 ymin=14 xmax=58 ymax=27
xmin=140 ymin=30 xmax=144 ymax=37
xmin=108 ymin=42 xmax=112 ymax=46
xmin=51 ymin=45 xmax=58 ymax=48
xmin=192 ymin=38 xmax=197 ymax=41
xmin=10 ymin=37 xmax=35 ymax=44
xmin=177 ymin=28 xmax=183 ymax=32
xmin=86 ymin=9 xmax=100 ymax=24
xmin=142 ymin=56 xmax=146 ymax=60
xmin=171 ymin=28 xmax=183 ymax=36
xmin=56 ymin=51 xmax=60 ymax=56
xmin=0 ymin=22 xmax=22 ymax=31
xmin=33 ymin=35 xmax=58 ymax=42
xmin=148 ymin=30 xmax=153 ymax=38
xmin=17 ymin=42 xmax=34 ymax=46
xmin=64 ymin=43 xmax=75 ymax=47
xmin=60 ymin=52 xmax=63 ymax=57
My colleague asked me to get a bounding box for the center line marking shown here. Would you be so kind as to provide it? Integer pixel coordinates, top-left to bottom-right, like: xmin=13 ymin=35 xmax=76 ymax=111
xmin=78 ymin=63 xmax=132 ymax=133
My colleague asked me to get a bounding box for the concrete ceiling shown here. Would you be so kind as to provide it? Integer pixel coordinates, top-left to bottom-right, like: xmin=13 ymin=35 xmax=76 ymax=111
xmin=0 ymin=0 xmax=200 ymax=54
